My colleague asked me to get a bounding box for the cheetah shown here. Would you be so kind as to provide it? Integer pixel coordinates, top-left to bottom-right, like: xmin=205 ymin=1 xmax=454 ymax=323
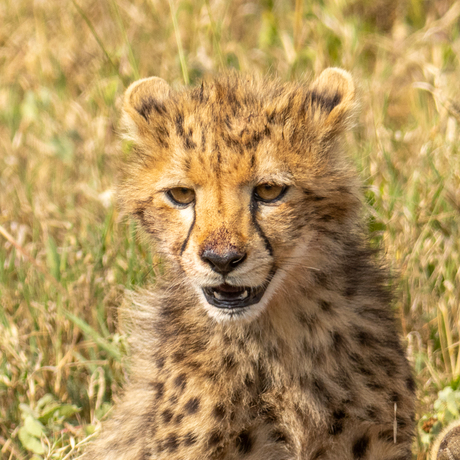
xmin=84 ymin=69 xmax=416 ymax=459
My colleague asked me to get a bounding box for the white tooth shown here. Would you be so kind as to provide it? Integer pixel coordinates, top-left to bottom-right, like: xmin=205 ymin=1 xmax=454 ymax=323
xmin=240 ymin=290 xmax=248 ymax=299
xmin=214 ymin=291 xmax=224 ymax=300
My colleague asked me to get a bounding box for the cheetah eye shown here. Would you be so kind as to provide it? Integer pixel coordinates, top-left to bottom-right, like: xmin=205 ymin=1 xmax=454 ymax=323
xmin=254 ymin=184 xmax=287 ymax=203
xmin=167 ymin=187 xmax=195 ymax=206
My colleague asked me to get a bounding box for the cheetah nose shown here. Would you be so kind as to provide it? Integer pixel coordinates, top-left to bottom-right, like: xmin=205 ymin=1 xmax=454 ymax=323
xmin=201 ymin=250 xmax=247 ymax=275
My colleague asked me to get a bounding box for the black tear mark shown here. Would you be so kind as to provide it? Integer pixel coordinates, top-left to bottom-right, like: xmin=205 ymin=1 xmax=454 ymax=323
xmin=180 ymin=207 xmax=196 ymax=255
xmin=250 ymin=199 xmax=273 ymax=256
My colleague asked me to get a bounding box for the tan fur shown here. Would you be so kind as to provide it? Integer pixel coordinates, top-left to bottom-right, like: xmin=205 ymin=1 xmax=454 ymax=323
xmin=84 ymin=69 xmax=415 ymax=459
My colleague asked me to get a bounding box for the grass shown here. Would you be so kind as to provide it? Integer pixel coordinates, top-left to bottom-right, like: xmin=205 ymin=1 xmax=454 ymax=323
xmin=1 ymin=0 xmax=459 ymax=458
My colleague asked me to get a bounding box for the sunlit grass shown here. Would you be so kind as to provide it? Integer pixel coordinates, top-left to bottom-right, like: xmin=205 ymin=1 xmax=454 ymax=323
xmin=1 ymin=0 xmax=459 ymax=458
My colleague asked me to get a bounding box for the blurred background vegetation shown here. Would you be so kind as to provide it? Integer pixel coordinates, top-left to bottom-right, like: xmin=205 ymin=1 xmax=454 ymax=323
xmin=1 ymin=0 xmax=460 ymax=458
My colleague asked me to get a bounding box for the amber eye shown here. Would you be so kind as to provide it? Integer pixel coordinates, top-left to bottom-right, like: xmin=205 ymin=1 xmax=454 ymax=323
xmin=254 ymin=184 xmax=287 ymax=203
xmin=167 ymin=187 xmax=195 ymax=206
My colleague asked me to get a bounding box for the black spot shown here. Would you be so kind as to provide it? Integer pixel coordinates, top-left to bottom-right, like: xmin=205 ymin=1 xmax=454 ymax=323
xmin=184 ymin=397 xmax=200 ymax=414
xmin=175 ymin=113 xmax=184 ymax=137
xmin=345 ymin=285 xmax=357 ymax=297
xmin=213 ymin=403 xmax=226 ymax=420
xmin=235 ymin=430 xmax=253 ymax=454
xmin=162 ymin=409 xmax=173 ymax=424
xmin=185 ymin=360 xmax=202 ymax=370
xmin=155 ymin=356 xmax=165 ymax=369
xmin=260 ymin=403 xmax=279 ymax=423
xmin=319 ymin=300 xmax=333 ymax=312
xmin=244 ymin=373 xmax=255 ymax=388
xmin=201 ymin=128 xmax=206 ymax=152
xmin=174 ymin=413 xmax=184 ymax=425
xmin=174 ymin=373 xmax=187 ymax=392
xmin=396 ymin=415 xmax=408 ymax=429
xmin=375 ymin=353 xmax=398 ymax=374
xmin=352 ymin=434 xmax=370 ymax=459
xmin=184 ymin=432 xmax=198 ymax=446
xmin=329 ymin=409 xmax=346 ymax=435
xmin=336 ymin=186 xmax=350 ymax=194
xmin=230 ymin=389 xmax=242 ymax=404
xmin=222 ymin=354 xmax=237 ymax=371
xmin=126 ymin=436 xmax=136 ymax=446
xmin=172 ymin=350 xmax=186 ymax=363
xmin=331 ymin=331 xmax=345 ymax=352
xmin=184 ymin=135 xmax=196 ymax=150
xmin=366 ymin=380 xmax=384 ymax=391
xmin=355 ymin=329 xmax=374 ymax=346
xmin=270 ymin=429 xmax=289 ymax=444
xmin=350 ymin=353 xmax=374 ymax=377
xmin=164 ymin=434 xmax=179 ymax=452
xmin=319 ymin=214 xmax=334 ymax=223
xmin=365 ymin=406 xmax=380 ymax=422
xmin=151 ymin=382 xmax=164 ymax=401
xmin=204 ymin=370 xmax=219 ymax=381
xmin=406 ymin=375 xmax=416 ymax=393
xmin=136 ymin=96 xmax=154 ymax=121
xmin=209 ymin=431 xmax=223 ymax=446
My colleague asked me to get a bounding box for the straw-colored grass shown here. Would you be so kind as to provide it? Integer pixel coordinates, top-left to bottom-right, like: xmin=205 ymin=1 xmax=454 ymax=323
xmin=1 ymin=0 xmax=459 ymax=458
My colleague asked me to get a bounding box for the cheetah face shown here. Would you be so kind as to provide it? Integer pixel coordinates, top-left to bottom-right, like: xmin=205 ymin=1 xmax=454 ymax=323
xmin=138 ymin=163 xmax=300 ymax=322
xmin=120 ymin=70 xmax=357 ymax=321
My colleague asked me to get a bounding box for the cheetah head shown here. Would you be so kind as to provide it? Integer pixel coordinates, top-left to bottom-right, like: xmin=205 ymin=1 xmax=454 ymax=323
xmin=119 ymin=70 xmax=358 ymax=322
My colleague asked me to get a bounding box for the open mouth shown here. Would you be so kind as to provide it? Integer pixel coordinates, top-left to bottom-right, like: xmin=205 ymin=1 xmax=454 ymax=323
xmin=202 ymin=283 xmax=268 ymax=309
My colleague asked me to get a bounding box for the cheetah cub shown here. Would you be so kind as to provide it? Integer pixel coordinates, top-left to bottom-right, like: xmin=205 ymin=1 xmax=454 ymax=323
xmin=84 ymin=69 xmax=415 ymax=460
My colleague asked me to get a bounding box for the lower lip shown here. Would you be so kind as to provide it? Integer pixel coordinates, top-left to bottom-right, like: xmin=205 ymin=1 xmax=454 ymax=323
xmin=202 ymin=285 xmax=266 ymax=309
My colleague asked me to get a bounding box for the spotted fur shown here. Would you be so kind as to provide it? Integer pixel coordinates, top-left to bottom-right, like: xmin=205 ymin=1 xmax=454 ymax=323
xmin=84 ymin=69 xmax=415 ymax=459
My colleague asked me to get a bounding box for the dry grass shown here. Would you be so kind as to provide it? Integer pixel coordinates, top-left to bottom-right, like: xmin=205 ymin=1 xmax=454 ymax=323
xmin=1 ymin=0 xmax=459 ymax=458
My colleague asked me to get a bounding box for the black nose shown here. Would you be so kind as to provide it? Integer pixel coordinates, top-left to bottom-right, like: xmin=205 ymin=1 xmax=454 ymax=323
xmin=201 ymin=250 xmax=247 ymax=275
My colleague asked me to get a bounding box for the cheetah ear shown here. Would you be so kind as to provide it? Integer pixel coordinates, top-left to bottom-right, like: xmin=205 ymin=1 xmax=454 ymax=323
xmin=307 ymin=68 xmax=356 ymax=137
xmin=121 ymin=76 xmax=171 ymax=144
